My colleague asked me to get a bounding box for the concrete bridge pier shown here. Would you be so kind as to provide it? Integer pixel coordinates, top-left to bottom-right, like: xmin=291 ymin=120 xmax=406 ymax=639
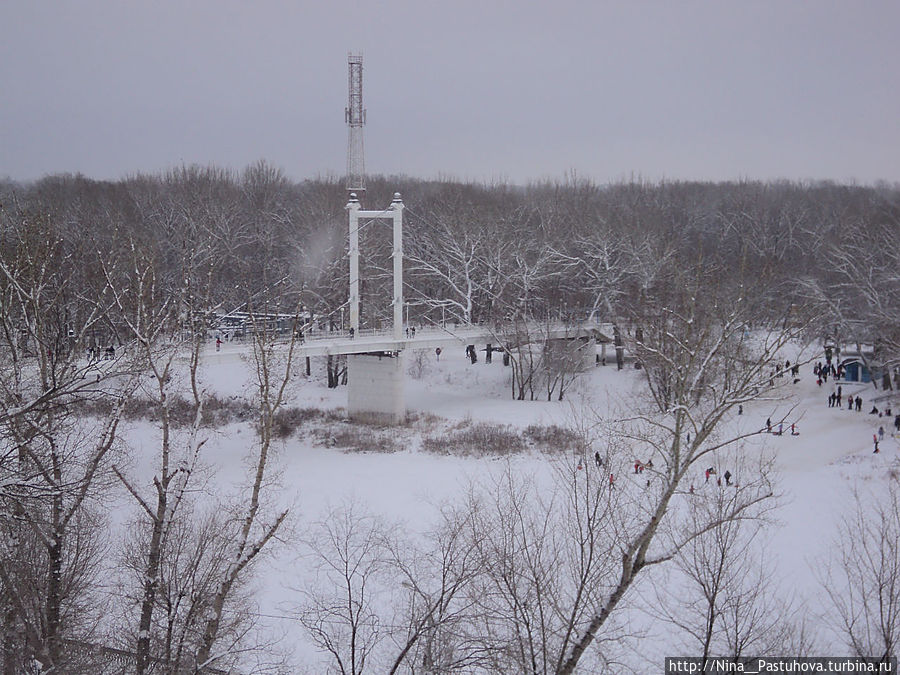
xmin=347 ymin=351 xmax=406 ymax=424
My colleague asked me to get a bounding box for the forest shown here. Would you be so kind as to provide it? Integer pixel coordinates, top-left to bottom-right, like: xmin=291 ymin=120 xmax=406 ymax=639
xmin=3 ymin=167 xmax=898 ymax=348
xmin=0 ymin=166 xmax=899 ymax=673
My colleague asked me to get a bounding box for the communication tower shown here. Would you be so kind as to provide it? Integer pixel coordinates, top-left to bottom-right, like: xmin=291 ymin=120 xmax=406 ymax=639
xmin=345 ymin=53 xmax=366 ymax=196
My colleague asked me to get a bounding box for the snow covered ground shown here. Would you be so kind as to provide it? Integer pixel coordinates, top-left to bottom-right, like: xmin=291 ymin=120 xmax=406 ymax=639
xmin=108 ymin=342 xmax=900 ymax=671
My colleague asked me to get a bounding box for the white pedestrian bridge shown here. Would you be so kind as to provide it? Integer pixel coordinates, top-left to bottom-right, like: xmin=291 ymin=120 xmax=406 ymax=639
xmin=287 ymin=321 xmax=609 ymax=357
xmin=225 ymin=321 xmax=614 ymax=423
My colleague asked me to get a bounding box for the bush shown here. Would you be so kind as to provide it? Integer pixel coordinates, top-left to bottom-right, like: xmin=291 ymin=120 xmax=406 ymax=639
xmin=524 ymin=424 xmax=580 ymax=454
xmin=272 ymin=407 xmax=327 ymax=438
xmin=74 ymin=394 xmax=332 ymax=433
xmin=314 ymin=425 xmax=400 ymax=453
xmin=422 ymin=423 xmax=526 ymax=457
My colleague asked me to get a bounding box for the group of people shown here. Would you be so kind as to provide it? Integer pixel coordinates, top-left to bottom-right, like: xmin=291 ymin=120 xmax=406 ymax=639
xmin=872 ymin=412 xmax=900 ymax=453
xmin=633 ymin=459 xmax=654 ymax=474
xmin=87 ymin=345 xmax=116 ymax=360
xmin=828 ymin=388 xmax=864 ymax=411
xmin=822 ymin=377 xmax=900 ymax=453
xmin=701 ymin=466 xmax=733 ymax=487
xmin=591 ymin=452 xmax=655 ymax=489
xmin=814 ymin=360 xmax=843 ymax=386
xmin=772 ymin=359 xmax=801 ymax=384
xmin=589 ymin=450 xmax=734 ymax=494
xmin=764 ymin=418 xmax=800 ymax=436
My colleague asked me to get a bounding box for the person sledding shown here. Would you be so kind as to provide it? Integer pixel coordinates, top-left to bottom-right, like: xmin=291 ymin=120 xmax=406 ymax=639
xmin=791 ymin=423 xmax=799 ymax=436
xmin=705 ymin=467 xmax=716 ymax=483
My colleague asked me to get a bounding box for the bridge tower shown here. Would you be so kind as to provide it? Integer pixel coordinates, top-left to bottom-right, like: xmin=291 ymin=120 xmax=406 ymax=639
xmin=345 ymin=192 xmax=406 ymax=424
xmin=346 ymin=192 xmax=404 ymax=339
xmin=345 ymin=53 xmax=366 ymax=197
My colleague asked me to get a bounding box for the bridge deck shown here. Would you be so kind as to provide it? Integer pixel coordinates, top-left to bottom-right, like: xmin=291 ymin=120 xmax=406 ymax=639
xmin=215 ymin=323 xmax=611 ymax=358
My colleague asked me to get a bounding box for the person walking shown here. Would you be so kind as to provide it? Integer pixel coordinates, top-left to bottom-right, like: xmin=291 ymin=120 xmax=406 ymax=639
xmin=724 ymin=470 xmax=732 ymax=486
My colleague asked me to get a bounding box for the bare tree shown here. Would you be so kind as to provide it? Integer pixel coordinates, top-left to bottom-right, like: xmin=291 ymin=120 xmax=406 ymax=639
xmin=823 ymin=481 xmax=900 ymax=664
xmin=299 ymin=503 xmax=385 ymax=675
xmin=0 ymin=202 xmax=136 ymax=672
xmin=458 ymin=461 xmax=625 ymax=674
xmin=298 ymin=499 xmax=482 ymax=675
xmin=100 ymin=226 xmax=216 ymax=674
xmin=383 ymin=506 xmax=481 ymax=674
xmin=653 ymin=469 xmax=811 ymax=666
xmin=192 ymin=284 xmax=297 ymax=671
xmin=497 ymin=317 xmax=541 ymax=401
xmin=555 ymin=264 xmax=799 ymax=673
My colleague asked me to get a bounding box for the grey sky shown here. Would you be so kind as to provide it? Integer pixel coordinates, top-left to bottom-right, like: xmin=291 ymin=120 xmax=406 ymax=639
xmin=2 ymin=0 xmax=898 ymax=185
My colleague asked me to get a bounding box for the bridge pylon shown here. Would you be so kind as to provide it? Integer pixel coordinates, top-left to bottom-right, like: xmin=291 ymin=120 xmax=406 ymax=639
xmin=346 ymin=192 xmax=404 ymax=340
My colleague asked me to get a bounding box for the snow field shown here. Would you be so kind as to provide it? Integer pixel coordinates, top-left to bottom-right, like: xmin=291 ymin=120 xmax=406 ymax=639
xmin=108 ymin=341 xmax=900 ymax=670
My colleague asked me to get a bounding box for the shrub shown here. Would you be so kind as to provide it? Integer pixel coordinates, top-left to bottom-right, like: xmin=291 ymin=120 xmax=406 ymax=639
xmin=314 ymin=425 xmax=400 ymax=453
xmin=272 ymin=407 xmax=327 ymax=438
xmin=422 ymin=423 xmax=526 ymax=457
xmin=524 ymin=424 xmax=581 ymax=454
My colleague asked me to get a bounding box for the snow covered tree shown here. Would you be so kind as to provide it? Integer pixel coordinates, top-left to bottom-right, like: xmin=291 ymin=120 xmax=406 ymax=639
xmin=99 ymin=224 xmax=218 ymax=674
xmin=0 ymin=203 xmax=136 ymax=672
xmin=554 ymin=261 xmax=804 ymax=673
xmin=191 ymin=260 xmax=298 ymax=672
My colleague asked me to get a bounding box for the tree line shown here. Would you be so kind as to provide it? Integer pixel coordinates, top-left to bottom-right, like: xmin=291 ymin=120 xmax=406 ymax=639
xmin=2 ymin=167 xmax=897 ymax=370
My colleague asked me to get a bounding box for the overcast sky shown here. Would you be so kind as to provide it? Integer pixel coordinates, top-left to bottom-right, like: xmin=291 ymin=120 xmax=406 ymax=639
xmin=2 ymin=1 xmax=898 ymax=185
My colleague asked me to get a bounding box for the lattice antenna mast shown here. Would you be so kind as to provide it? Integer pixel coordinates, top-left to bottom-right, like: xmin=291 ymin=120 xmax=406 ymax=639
xmin=345 ymin=53 xmax=366 ymax=197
